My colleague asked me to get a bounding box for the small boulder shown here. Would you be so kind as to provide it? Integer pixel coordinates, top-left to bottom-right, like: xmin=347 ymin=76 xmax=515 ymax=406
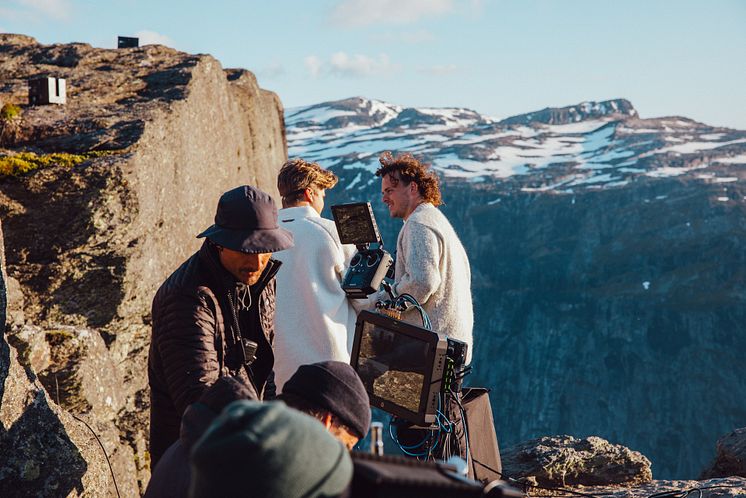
xmin=701 ymin=428 xmax=746 ymax=479
xmin=502 ymin=435 xmax=652 ymax=487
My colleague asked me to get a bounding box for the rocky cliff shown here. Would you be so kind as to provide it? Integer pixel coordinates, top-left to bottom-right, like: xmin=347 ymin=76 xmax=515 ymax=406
xmin=0 ymin=34 xmax=287 ymax=495
xmin=2 ymin=219 xmax=131 ymax=496
xmin=287 ymin=97 xmax=746 ymax=479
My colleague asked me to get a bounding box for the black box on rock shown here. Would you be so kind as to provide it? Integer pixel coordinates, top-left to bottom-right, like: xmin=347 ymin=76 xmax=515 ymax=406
xmin=117 ymin=36 xmax=139 ymax=48
xmin=28 ymin=77 xmax=66 ymax=105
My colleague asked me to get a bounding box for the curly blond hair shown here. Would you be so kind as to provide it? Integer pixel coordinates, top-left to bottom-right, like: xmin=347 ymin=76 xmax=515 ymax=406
xmin=375 ymin=151 xmax=442 ymax=206
xmin=277 ymin=158 xmax=338 ymax=205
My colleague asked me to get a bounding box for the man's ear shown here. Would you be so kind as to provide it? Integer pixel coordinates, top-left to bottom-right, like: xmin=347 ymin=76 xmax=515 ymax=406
xmin=409 ymin=181 xmax=419 ymax=195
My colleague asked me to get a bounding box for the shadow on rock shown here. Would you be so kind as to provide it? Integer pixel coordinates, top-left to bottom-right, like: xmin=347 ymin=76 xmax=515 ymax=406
xmin=0 ymin=384 xmax=88 ymax=497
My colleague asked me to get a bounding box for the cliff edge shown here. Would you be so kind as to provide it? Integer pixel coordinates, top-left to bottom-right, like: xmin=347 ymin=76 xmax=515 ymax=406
xmin=0 ymin=34 xmax=287 ymax=495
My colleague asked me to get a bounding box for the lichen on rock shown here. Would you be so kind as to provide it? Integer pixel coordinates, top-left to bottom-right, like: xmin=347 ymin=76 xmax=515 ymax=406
xmin=501 ymin=434 xmax=653 ymax=487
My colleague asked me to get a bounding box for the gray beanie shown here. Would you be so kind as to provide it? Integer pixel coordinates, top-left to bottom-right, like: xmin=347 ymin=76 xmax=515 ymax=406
xmin=189 ymin=400 xmax=352 ymax=498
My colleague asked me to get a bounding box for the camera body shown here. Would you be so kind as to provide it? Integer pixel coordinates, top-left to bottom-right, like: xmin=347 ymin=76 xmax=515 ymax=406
xmin=343 ymin=247 xmax=393 ymax=298
xmin=331 ymin=202 xmax=393 ymax=299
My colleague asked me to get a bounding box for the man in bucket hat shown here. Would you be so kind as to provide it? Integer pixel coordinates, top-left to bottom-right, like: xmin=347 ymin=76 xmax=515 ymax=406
xmin=147 ymin=185 xmax=293 ymax=469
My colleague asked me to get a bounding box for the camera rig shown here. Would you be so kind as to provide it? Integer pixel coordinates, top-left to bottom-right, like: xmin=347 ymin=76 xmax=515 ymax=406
xmin=331 ymin=202 xmax=393 ymax=299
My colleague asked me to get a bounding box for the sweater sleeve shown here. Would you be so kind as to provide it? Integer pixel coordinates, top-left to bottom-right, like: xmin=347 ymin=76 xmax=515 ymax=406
xmin=394 ymin=221 xmax=443 ymax=305
xmin=155 ymin=291 xmax=221 ymax=416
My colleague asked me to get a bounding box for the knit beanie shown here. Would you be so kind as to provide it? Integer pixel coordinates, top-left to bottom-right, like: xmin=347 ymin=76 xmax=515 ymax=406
xmin=281 ymin=361 xmax=371 ymax=438
xmin=189 ymin=400 xmax=353 ymax=498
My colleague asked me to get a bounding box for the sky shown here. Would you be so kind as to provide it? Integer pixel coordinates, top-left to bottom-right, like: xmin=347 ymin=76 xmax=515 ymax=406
xmin=2 ymin=0 xmax=745 ymax=129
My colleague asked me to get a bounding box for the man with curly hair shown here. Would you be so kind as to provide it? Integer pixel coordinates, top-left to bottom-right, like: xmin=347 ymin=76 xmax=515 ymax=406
xmin=376 ymin=152 xmax=473 ymax=364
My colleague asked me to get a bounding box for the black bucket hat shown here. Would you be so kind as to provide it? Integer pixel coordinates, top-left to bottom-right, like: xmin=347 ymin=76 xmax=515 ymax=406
xmin=197 ymin=186 xmax=294 ymax=253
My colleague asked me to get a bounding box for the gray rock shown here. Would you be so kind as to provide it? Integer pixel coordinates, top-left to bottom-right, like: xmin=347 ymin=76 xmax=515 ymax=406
xmin=6 ymin=324 xmax=51 ymax=374
xmin=575 ymin=477 xmax=746 ymax=498
xmin=3 ymin=275 xmax=24 ymax=328
xmin=30 ymin=325 xmax=125 ymax=421
xmin=1 ymin=34 xmax=288 ymax=495
xmin=702 ymin=428 xmax=746 ymax=479
xmin=1 ymin=219 xmax=6 ymax=332
xmin=1 ymin=34 xmax=286 ymax=333
xmin=0 ymin=340 xmax=113 ymax=497
xmin=501 ymin=435 xmax=652 ymax=487
xmin=2 ymin=219 xmax=131 ymax=497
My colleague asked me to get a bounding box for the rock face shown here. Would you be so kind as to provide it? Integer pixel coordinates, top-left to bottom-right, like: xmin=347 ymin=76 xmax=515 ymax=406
xmin=1 ymin=221 xmax=6 ymax=331
xmin=2 ymin=219 xmax=126 ymax=497
xmin=0 ymin=34 xmax=287 ymax=495
xmin=702 ymin=428 xmax=746 ymax=479
xmin=0 ymin=33 xmax=286 ymax=330
xmin=287 ymin=97 xmax=746 ymax=478
xmin=501 ymin=435 xmax=652 ymax=487
xmin=576 ymin=477 xmax=746 ymax=498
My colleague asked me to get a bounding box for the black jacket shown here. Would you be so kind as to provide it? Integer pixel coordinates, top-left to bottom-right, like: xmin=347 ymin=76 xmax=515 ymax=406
xmin=143 ymin=402 xmax=215 ymax=498
xmin=148 ymin=241 xmax=280 ymax=468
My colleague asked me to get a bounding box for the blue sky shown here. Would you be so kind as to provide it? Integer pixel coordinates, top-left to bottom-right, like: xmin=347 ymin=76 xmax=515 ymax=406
xmin=2 ymin=0 xmax=745 ymax=129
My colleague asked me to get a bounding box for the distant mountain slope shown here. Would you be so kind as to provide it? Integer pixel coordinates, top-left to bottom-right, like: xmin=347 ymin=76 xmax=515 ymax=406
xmin=287 ymin=96 xmax=746 ymax=189
xmin=286 ymin=97 xmax=746 ymax=480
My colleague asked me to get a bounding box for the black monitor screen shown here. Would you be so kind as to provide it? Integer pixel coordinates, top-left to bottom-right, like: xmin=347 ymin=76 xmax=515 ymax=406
xmin=331 ymin=203 xmax=380 ymax=245
xmin=356 ymin=321 xmax=431 ymax=415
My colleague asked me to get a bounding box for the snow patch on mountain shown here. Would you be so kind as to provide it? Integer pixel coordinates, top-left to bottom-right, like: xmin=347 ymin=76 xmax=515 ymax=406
xmin=286 ymin=97 xmax=746 ymax=193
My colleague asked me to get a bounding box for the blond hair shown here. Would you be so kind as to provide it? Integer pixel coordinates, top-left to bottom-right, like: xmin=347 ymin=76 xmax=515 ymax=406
xmin=277 ymin=158 xmax=338 ymax=205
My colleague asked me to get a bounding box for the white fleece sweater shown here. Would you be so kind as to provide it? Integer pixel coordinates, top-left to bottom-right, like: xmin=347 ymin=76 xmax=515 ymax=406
xmin=393 ymin=203 xmax=474 ymax=364
xmin=272 ymin=206 xmax=358 ymax=392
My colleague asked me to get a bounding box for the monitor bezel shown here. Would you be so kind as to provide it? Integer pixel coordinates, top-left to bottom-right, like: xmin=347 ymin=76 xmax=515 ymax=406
xmin=350 ymin=310 xmax=448 ymax=426
xmin=330 ymin=202 xmax=382 ymax=245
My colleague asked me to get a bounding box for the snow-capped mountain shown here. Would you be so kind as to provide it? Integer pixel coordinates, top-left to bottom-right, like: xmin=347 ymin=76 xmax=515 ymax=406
xmin=287 ymin=96 xmax=746 ymax=191
xmin=285 ymin=97 xmax=746 ymax=480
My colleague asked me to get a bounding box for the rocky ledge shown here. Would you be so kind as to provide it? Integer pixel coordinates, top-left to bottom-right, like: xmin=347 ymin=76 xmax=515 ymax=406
xmin=1 ymin=33 xmax=286 ymax=496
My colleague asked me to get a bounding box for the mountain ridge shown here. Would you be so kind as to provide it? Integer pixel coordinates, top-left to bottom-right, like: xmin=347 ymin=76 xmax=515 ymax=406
xmin=287 ymin=96 xmax=746 ymax=196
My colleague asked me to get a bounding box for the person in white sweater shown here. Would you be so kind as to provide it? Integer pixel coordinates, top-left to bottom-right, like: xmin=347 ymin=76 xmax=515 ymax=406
xmin=272 ymin=159 xmax=360 ymax=392
xmin=376 ymin=151 xmax=474 ymax=364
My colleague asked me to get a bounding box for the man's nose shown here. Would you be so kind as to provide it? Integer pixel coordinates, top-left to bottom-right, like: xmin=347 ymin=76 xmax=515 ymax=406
xmin=244 ymin=253 xmax=270 ymax=269
xmin=244 ymin=254 xmax=261 ymax=269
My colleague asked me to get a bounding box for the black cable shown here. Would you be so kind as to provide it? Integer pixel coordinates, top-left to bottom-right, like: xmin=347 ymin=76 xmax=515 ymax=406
xmin=449 ymin=389 xmax=470 ymax=463
xmin=70 ymin=413 xmax=121 ymax=498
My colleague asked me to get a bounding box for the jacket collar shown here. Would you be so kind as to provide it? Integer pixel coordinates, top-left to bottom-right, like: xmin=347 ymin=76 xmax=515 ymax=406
xmin=403 ymin=201 xmax=432 ymax=224
xmin=279 ymin=205 xmax=319 ymax=220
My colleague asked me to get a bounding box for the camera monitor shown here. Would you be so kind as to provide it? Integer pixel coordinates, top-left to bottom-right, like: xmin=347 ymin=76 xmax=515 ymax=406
xmin=350 ymin=310 xmax=449 ymax=426
xmin=331 ymin=202 xmax=382 ymax=246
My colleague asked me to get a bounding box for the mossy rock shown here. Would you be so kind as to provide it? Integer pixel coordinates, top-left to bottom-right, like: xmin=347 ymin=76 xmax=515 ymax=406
xmin=0 ymin=150 xmax=122 ymax=178
xmin=1 ymin=103 xmax=22 ymax=121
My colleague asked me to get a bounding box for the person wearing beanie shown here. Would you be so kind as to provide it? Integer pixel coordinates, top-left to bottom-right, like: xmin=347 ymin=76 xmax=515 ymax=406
xmin=144 ymin=377 xmax=258 ymax=498
xmin=189 ymin=400 xmax=353 ymax=498
xmin=279 ymin=360 xmax=371 ymax=449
